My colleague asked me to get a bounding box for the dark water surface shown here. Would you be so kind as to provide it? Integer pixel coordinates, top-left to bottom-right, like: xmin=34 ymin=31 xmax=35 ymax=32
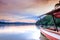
xmin=0 ymin=25 xmax=40 ymax=40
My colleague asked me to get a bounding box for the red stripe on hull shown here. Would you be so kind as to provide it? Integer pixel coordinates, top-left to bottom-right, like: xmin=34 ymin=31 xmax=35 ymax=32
xmin=41 ymin=30 xmax=58 ymax=40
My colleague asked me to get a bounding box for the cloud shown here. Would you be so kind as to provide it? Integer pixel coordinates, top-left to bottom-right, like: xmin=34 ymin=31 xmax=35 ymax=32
xmin=0 ymin=19 xmax=9 ymax=22
xmin=0 ymin=0 xmax=59 ymax=22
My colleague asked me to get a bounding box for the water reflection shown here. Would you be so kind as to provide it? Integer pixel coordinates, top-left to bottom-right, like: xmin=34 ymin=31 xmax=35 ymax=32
xmin=0 ymin=25 xmax=40 ymax=40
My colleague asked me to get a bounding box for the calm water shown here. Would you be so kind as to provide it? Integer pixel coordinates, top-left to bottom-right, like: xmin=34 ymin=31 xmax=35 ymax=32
xmin=0 ymin=25 xmax=40 ymax=40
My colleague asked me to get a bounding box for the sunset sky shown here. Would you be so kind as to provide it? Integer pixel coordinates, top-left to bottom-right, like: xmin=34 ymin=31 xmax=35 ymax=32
xmin=0 ymin=0 xmax=59 ymax=23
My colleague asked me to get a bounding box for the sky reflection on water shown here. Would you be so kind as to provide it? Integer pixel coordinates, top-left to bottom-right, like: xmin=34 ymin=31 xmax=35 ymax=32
xmin=0 ymin=25 xmax=40 ymax=40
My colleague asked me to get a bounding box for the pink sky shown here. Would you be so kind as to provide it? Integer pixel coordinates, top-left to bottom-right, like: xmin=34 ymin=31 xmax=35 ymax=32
xmin=0 ymin=0 xmax=59 ymax=23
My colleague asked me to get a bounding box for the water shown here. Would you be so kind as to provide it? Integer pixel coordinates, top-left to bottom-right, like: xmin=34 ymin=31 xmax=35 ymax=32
xmin=0 ymin=25 xmax=40 ymax=40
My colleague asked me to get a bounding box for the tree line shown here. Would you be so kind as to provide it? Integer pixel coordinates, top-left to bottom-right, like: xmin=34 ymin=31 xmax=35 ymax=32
xmin=36 ymin=15 xmax=60 ymax=27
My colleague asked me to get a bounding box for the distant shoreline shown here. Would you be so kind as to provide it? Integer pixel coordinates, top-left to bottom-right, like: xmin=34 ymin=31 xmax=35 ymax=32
xmin=0 ymin=22 xmax=35 ymax=26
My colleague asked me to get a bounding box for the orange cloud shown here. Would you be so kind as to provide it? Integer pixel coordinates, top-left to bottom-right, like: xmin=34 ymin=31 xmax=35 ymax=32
xmin=0 ymin=0 xmax=59 ymax=22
